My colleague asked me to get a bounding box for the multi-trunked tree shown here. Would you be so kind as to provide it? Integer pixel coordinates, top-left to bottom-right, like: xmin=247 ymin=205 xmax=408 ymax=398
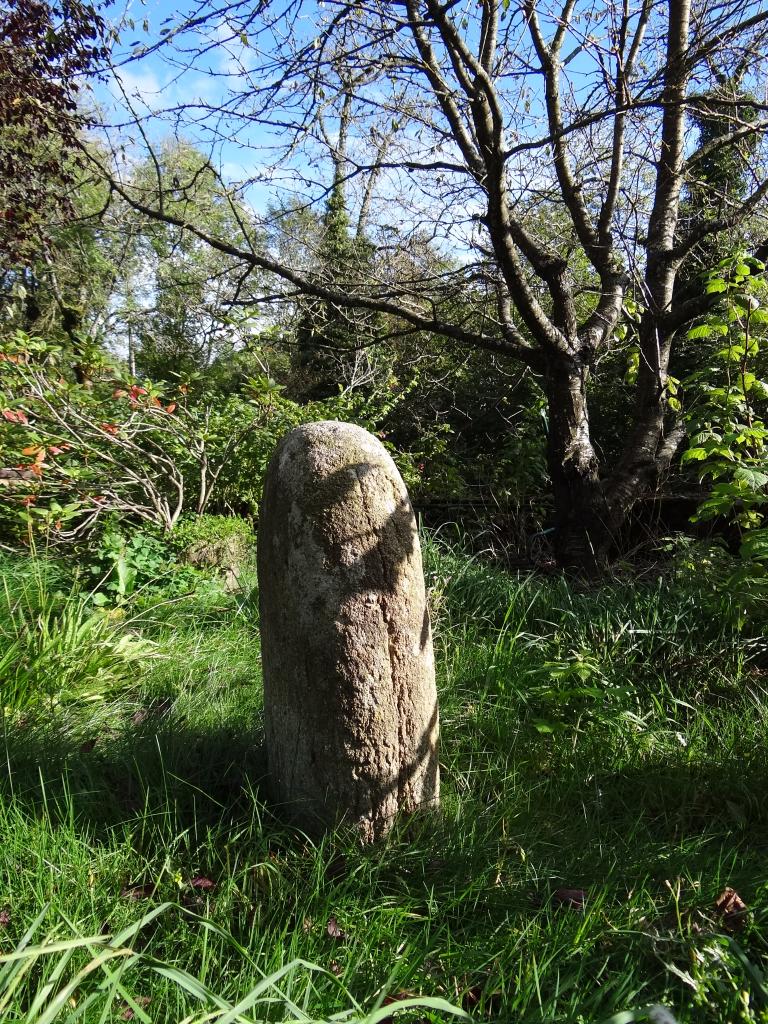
xmin=90 ymin=0 xmax=768 ymax=567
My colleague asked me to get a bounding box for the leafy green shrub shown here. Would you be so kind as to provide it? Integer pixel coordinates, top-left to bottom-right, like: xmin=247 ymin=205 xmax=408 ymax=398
xmin=88 ymin=526 xmax=179 ymax=605
xmin=682 ymin=254 xmax=768 ymax=529
xmin=170 ymin=513 xmax=255 ymax=554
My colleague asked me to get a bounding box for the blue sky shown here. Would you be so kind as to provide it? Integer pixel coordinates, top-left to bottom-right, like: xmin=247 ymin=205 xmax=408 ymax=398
xmin=92 ymin=0 xmax=309 ymax=210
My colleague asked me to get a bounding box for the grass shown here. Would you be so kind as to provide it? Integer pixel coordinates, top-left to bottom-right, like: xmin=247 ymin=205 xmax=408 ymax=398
xmin=1 ymin=539 xmax=768 ymax=1023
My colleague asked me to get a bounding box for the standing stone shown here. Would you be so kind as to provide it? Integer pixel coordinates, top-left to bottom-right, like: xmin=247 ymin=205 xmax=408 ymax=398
xmin=258 ymin=421 xmax=439 ymax=842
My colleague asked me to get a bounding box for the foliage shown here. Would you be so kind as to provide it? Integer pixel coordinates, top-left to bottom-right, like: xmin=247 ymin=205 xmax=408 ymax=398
xmin=0 ymin=555 xmax=153 ymax=711
xmin=128 ymin=141 xmax=266 ymax=381
xmin=0 ymin=333 xmax=291 ymax=538
xmin=0 ymin=0 xmax=108 ymax=263
xmin=170 ymin=513 xmax=255 ymax=553
xmin=86 ymin=525 xmax=200 ymax=606
xmin=0 ymin=155 xmax=118 ymax=380
xmin=1 ymin=542 xmax=768 ymax=1020
xmin=0 ymin=902 xmax=469 ymax=1024
xmin=291 ymin=184 xmax=382 ymax=402
xmin=681 ymin=254 xmax=768 ymax=528
xmin=95 ymin=0 xmax=768 ymax=567
xmin=383 ymin=348 xmax=550 ymax=539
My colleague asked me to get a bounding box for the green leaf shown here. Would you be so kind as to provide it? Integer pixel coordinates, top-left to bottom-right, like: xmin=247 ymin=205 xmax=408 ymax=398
xmin=361 ymin=997 xmax=470 ymax=1023
xmin=733 ymin=466 xmax=768 ymax=489
xmin=687 ymin=325 xmax=716 ymax=339
xmin=532 ymin=719 xmax=567 ymax=734
xmin=739 ymin=529 xmax=768 ymax=561
xmin=681 ymin=447 xmax=708 ymax=463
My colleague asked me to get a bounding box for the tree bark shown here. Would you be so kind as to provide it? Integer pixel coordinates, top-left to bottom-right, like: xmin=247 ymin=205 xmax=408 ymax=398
xmin=543 ymin=356 xmax=612 ymax=570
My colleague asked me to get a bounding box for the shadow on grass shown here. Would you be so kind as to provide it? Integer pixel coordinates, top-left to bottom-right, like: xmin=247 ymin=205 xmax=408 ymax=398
xmin=1 ymin=704 xmax=270 ymax=838
xmin=3 ymin=692 xmax=768 ymax=925
xmin=3 ymin=700 xmax=768 ymax=1024
xmin=4 ymin=696 xmax=768 ymax=867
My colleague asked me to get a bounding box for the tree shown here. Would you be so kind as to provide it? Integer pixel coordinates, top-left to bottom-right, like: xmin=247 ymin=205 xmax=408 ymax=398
xmin=98 ymin=0 xmax=768 ymax=568
xmin=0 ymin=0 xmax=108 ymax=264
xmin=1 ymin=0 xmax=114 ymax=384
xmin=0 ymin=158 xmax=133 ymax=386
xmin=289 ymin=82 xmax=392 ymax=400
xmin=125 ymin=142 xmax=267 ymax=381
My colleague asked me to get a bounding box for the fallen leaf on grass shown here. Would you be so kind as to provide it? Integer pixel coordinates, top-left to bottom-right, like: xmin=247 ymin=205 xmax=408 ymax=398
xmin=0 ymin=908 xmax=10 ymax=926
xmin=329 ymin=960 xmax=343 ymax=975
xmin=552 ymin=888 xmax=587 ymax=910
xmin=188 ymin=875 xmax=216 ymax=891
xmin=714 ymin=886 xmax=748 ymax=931
xmin=327 ymin=916 xmax=346 ymax=940
xmin=121 ymin=995 xmax=151 ymax=1020
xmin=120 ymin=884 xmax=154 ymax=901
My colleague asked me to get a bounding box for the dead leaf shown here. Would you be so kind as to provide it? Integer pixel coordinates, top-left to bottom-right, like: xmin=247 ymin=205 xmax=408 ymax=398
xmin=188 ymin=876 xmax=216 ymax=891
xmin=326 ymin=916 xmax=346 ymax=940
xmin=121 ymin=884 xmax=154 ymax=901
xmin=714 ymin=886 xmax=748 ymax=931
xmin=553 ymin=888 xmax=587 ymax=910
xmin=0 ymin=908 xmax=10 ymax=926
xmin=329 ymin=960 xmax=343 ymax=975
xmin=121 ymin=996 xmax=151 ymax=1020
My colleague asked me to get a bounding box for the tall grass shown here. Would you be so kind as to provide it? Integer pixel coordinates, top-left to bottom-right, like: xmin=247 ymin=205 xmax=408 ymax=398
xmin=0 ymin=903 xmax=469 ymax=1024
xmin=0 ymin=539 xmax=767 ymax=1022
xmin=0 ymin=556 xmax=153 ymax=711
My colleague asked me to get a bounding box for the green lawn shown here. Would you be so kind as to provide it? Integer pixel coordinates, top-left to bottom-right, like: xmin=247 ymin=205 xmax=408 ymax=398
xmin=1 ymin=542 xmax=767 ymax=1023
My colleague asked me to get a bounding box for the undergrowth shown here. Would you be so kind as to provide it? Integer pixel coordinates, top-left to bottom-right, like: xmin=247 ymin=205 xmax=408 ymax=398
xmin=1 ymin=538 xmax=767 ymax=1023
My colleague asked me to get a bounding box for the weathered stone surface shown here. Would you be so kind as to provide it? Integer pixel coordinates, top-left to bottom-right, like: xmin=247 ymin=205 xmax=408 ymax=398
xmin=258 ymin=421 xmax=439 ymax=841
xmin=182 ymin=534 xmax=248 ymax=592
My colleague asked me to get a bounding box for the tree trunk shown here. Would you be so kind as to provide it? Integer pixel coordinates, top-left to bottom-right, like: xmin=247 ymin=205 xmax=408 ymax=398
xmin=543 ymin=357 xmax=612 ymax=571
xmin=542 ymin=348 xmax=685 ymax=570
